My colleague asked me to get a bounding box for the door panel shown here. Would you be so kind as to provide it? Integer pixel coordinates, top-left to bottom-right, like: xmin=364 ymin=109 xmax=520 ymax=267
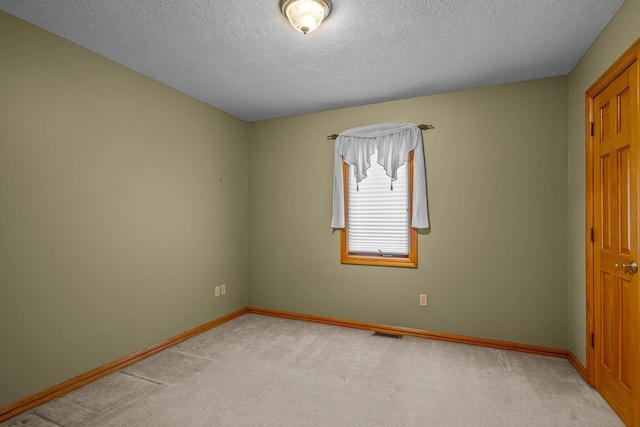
xmin=620 ymin=146 xmax=631 ymax=255
xmin=601 ymin=154 xmax=613 ymax=251
xmin=620 ymin=88 xmax=631 ymax=133
xmin=601 ymin=101 xmax=613 ymax=140
xmin=621 ymin=277 xmax=633 ymax=390
xmin=600 ymin=272 xmax=615 ymax=372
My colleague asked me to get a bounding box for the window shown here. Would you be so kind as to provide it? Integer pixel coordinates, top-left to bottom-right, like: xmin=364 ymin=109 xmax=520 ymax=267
xmin=340 ymin=150 xmax=417 ymax=267
xmin=331 ymin=123 xmax=428 ymax=268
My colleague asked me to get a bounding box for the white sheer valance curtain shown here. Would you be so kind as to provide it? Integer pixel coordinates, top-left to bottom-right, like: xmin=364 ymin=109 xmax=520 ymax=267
xmin=331 ymin=122 xmax=429 ymax=229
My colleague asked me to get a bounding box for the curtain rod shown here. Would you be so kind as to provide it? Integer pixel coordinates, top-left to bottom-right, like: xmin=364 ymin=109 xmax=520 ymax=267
xmin=327 ymin=124 xmax=434 ymax=140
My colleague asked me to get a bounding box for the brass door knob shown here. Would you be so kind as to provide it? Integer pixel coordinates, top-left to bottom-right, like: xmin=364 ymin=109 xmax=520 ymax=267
xmin=615 ymin=260 xmax=638 ymax=274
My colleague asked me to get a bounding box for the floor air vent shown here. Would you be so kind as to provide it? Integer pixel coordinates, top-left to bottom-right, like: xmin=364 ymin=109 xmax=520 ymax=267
xmin=372 ymin=331 xmax=403 ymax=339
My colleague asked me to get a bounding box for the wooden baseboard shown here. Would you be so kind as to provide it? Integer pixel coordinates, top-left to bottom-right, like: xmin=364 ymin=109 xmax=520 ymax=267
xmin=567 ymin=351 xmax=587 ymax=381
xmin=0 ymin=307 xmax=248 ymax=423
xmin=248 ymin=307 xmax=570 ymax=359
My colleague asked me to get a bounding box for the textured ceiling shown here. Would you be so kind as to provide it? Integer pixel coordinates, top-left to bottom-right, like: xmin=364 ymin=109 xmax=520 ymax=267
xmin=0 ymin=0 xmax=625 ymax=122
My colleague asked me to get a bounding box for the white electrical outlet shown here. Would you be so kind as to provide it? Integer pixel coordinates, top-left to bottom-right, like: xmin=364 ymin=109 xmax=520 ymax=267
xmin=221 ymin=284 xmax=226 ymax=295
xmin=419 ymin=294 xmax=428 ymax=307
xmin=215 ymin=286 xmax=220 ymax=298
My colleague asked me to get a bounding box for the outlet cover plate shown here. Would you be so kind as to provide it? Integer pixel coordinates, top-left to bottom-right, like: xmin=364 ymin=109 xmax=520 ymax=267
xmin=419 ymin=294 xmax=427 ymax=306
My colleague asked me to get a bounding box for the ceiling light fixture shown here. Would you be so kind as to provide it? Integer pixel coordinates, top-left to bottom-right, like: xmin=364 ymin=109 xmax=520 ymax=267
xmin=280 ymin=0 xmax=331 ymax=34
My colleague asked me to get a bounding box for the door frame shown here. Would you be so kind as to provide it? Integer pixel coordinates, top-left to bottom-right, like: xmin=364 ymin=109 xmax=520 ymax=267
xmin=585 ymin=37 xmax=640 ymax=417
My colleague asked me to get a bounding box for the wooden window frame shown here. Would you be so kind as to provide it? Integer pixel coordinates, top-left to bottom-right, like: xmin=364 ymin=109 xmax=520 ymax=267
xmin=340 ymin=150 xmax=418 ymax=268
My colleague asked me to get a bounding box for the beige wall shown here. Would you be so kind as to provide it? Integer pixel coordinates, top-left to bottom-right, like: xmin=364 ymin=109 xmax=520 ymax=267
xmin=249 ymin=76 xmax=569 ymax=349
xmin=567 ymin=0 xmax=640 ymax=365
xmin=0 ymin=11 xmax=249 ymax=407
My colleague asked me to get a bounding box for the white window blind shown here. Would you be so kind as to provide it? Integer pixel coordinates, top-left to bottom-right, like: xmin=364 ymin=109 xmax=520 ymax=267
xmin=347 ymin=150 xmax=409 ymax=255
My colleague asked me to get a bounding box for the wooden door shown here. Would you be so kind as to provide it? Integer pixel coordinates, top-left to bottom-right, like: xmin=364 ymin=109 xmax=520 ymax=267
xmin=592 ymin=56 xmax=639 ymax=426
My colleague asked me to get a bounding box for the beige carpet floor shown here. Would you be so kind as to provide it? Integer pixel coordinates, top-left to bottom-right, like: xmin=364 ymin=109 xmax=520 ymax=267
xmin=1 ymin=314 xmax=624 ymax=426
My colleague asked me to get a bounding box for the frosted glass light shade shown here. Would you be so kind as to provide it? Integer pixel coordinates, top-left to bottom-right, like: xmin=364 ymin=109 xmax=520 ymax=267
xmin=280 ymin=0 xmax=331 ymax=34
